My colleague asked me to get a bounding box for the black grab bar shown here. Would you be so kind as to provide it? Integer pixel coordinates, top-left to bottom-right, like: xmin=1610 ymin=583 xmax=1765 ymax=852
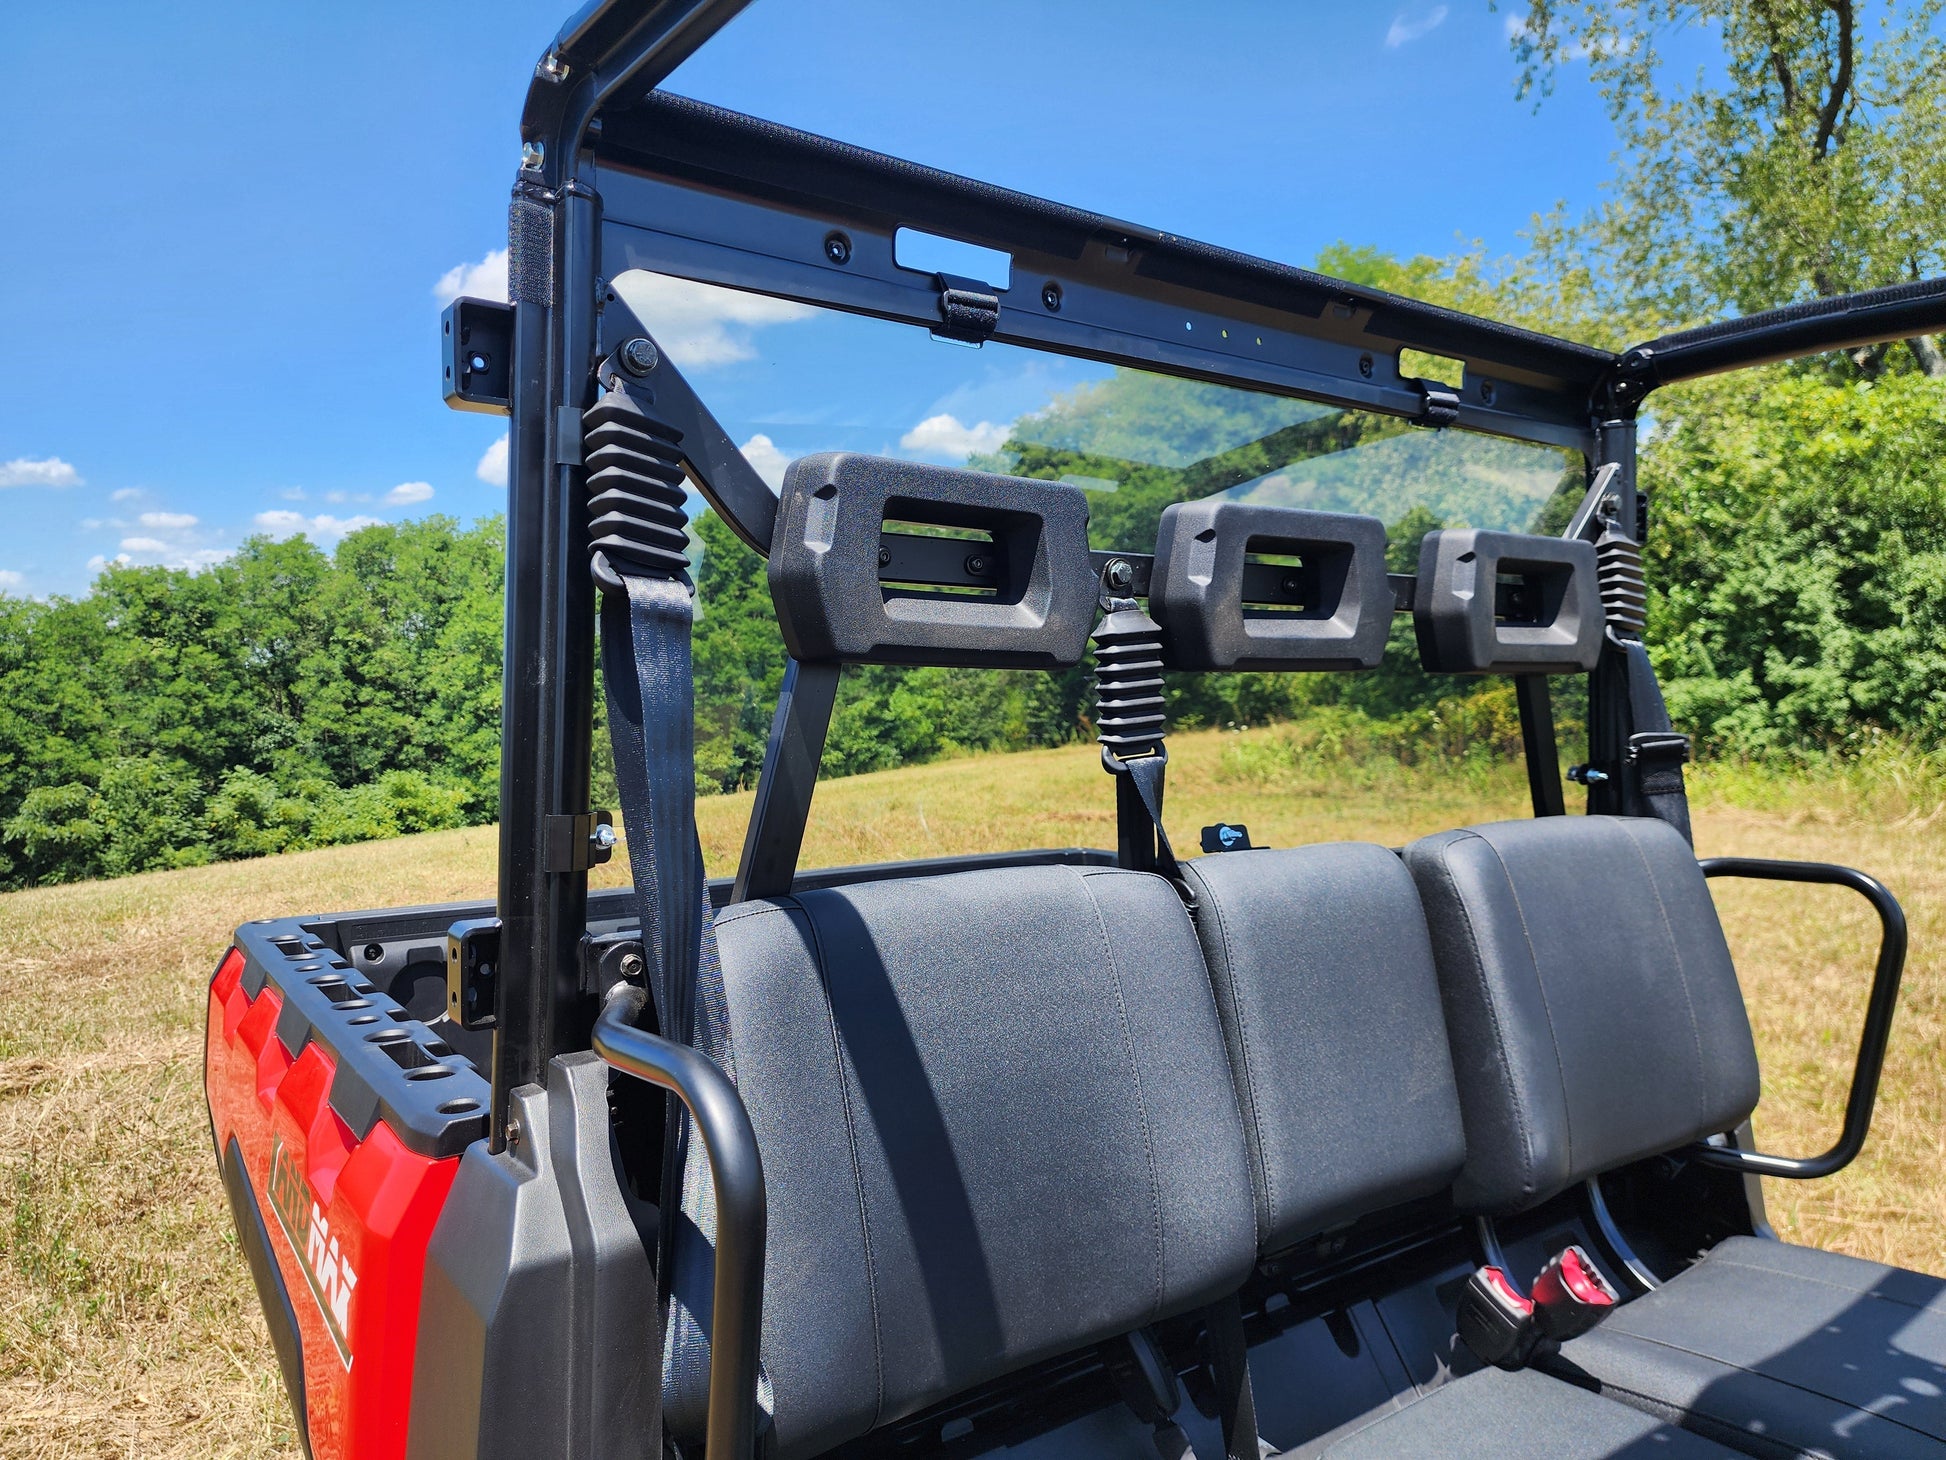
xmin=1690 ymin=857 xmax=1907 ymax=1181
xmin=592 ymin=984 xmax=766 ymax=1460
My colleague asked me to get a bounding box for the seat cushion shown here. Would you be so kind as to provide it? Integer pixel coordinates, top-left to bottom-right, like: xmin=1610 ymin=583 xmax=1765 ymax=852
xmin=1551 ymin=1236 xmax=1946 ymax=1458
xmin=1404 ymin=816 xmax=1761 ymax=1213
xmin=664 ymin=865 xmax=1258 ymax=1460
xmin=1282 ymin=1365 xmax=1744 ymax=1458
xmin=1180 ymin=844 xmax=1465 ymax=1254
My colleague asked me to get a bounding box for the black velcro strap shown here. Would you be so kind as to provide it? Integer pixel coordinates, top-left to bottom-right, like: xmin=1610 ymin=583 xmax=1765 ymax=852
xmin=934 ymin=272 xmax=1000 ymax=343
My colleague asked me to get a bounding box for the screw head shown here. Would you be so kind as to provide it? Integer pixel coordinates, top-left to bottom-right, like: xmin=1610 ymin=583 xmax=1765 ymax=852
xmin=521 ymin=140 xmax=545 ymax=172
xmin=964 ymin=553 xmax=990 ymax=577
xmin=505 ymin=1116 xmax=522 ymax=1150
xmin=1103 ymin=558 xmax=1134 ymax=592
xmin=620 ymin=337 xmax=659 ymax=376
xmin=823 ymin=231 xmax=852 ymax=265
xmin=1358 ymin=354 xmax=1374 ymax=379
xmin=590 ymin=823 xmax=618 ymax=852
xmin=1479 ymin=379 xmax=1497 ymax=405
xmin=1281 ymin=574 xmax=1302 ymax=596
xmin=877 ymin=546 xmax=892 ymax=568
xmin=1041 ymin=281 xmax=1063 ymax=312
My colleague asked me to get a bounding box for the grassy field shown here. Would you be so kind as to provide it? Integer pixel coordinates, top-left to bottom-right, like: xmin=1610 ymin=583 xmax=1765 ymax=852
xmin=1 ymin=726 xmax=1940 ymax=1457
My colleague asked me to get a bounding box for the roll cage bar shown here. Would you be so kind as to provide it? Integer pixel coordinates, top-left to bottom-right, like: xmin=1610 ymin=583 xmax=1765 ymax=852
xmin=483 ymin=0 xmax=1946 ymax=1142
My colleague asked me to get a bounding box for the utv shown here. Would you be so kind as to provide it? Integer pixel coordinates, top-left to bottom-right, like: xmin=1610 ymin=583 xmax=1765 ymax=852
xmin=205 ymin=3 xmax=1945 ymax=1457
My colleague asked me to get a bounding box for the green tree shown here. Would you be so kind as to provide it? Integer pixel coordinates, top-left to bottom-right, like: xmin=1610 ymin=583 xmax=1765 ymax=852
xmin=1507 ymin=0 xmax=1946 ymax=367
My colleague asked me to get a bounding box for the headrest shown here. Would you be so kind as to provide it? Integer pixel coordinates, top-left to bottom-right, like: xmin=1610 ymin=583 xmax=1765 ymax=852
xmin=1412 ymin=529 xmax=1603 ymax=675
xmin=767 ymin=453 xmax=1096 ymax=669
xmin=1149 ymin=500 xmax=1391 ymax=671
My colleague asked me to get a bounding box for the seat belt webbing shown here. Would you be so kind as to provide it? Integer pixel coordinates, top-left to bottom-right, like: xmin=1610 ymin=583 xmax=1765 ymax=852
xmin=601 ymin=569 xmax=745 ymax=1457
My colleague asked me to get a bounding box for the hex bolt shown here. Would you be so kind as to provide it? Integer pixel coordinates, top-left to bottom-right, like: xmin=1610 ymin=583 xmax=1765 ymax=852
xmin=964 ymin=553 xmax=990 ymax=577
xmin=521 ymin=140 xmax=546 ymax=173
xmin=589 ymin=822 xmax=618 ymax=853
xmin=505 ymin=1116 xmax=522 ymax=1150
xmin=823 ymin=231 xmax=852 ymax=265
xmin=1042 ymin=281 xmax=1063 ymax=311
xmin=620 ymin=337 xmax=659 ymax=376
xmin=1103 ymin=558 xmax=1134 ymax=592
xmin=619 ymin=950 xmax=646 ymax=981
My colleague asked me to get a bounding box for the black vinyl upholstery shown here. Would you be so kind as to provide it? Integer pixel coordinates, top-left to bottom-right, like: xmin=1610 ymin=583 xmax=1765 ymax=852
xmin=663 ymin=865 xmax=1258 ymax=1460
xmin=1553 ymin=1236 xmax=1946 ymax=1459
xmin=1403 ymin=816 xmax=1762 ymax=1213
xmin=1281 ymin=1365 xmax=1743 ymax=1458
xmin=1180 ymin=843 xmax=1466 ymax=1254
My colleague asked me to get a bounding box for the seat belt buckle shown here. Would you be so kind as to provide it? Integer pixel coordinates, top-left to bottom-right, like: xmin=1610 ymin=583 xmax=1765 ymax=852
xmin=1529 ymin=1244 xmax=1618 ymax=1341
xmin=1457 ymin=1265 xmax=1538 ymax=1369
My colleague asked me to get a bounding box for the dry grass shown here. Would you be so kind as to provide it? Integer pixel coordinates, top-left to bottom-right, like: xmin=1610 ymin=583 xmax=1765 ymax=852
xmin=0 ymin=727 xmax=1939 ymax=1456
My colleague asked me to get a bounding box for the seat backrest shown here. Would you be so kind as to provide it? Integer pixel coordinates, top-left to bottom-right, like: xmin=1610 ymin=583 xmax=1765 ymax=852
xmin=1178 ymin=842 xmax=1467 ymax=1256
xmin=1403 ymin=815 xmax=1761 ymax=1213
xmin=664 ymin=864 xmax=1257 ymax=1460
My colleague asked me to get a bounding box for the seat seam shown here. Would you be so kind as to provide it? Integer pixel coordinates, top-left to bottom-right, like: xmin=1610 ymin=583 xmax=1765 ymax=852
xmin=1579 ymin=1374 xmax=1826 ymax=1460
xmin=1587 ymin=1327 xmax=1946 ymax=1443
xmin=1426 ymin=833 xmax=1543 ymax=1202
xmin=1196 ymin=871 xmax=1276 ymax=1244
xmin=1076 ymin=869 xmax=1167 ymax=1323
xmin=1476 ymin=835 xmax=1580 ymax=1185
xmin=1615 ymin=818 xmax=1713 ymax=1123
xmin=793 ymin=893 xmax=886 ymax=1431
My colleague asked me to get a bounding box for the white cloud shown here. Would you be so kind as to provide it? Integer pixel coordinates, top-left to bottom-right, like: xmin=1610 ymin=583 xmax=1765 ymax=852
xmin=433 ymin=248 xmax=509 ymax=306
xmin=86 ymin=554 xmax=125 ymax=574
xmin=253 ymin=509 xmax=383 ymax=543
xmin=279 ymin=486 xmax=307 ymax=501
xmin=79 ymin=517 xmax=104 ymax=530
xmin=0 ymin=456 xmax=81 ymax=488
xmin=1386 ymin=5 xmax=1449 ymax=46
xmin=608 ymin=272 xmax=815 ymax=370
xmin=738 ymin=433 xmax=792 ymax=491
xmin=0 ymin=570 xmax=23 ymax=592
xmin=139 ymin=510 xmax=198 ymax=529
xmin=477 ymin=434 xmax=509 ymax=487
xmin=119 ymin=535 xmax=173 ymax=553
xmin=386 ymin=480 xmax=434 ymax=505
xmin=899 ymin=413 xmax=1012 ymax=460
xmin=110 ymin=487 xmax=142 ymax=503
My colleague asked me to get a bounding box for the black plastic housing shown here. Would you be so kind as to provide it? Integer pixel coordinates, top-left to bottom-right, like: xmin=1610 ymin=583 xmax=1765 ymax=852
xmin=1412 ymin=529 xmax=1603 ymax=676
xmin=1150 ymin=501 xmax=1391 ymax=672
xmin=768 ymin=452 xmax=1096 ymax=668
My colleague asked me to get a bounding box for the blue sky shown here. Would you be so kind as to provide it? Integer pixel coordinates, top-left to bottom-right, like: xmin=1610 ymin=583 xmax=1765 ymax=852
xmin=0 ymin=1 xmax=1641 ymax=599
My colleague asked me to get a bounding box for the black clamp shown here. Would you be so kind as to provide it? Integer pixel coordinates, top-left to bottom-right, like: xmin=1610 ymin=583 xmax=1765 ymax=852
xmin=545 ymin=809 xmax=616 ymax=872
xmin=934 ymin=272 xmax=1000 ymax=344
xmin=445 ymin=917 xmax=502 ymax=1032
xmin=1627 ymin=731 xmax=1692 ymax=796
xmin=1413 ymin=380 xmax=1461 ymax=429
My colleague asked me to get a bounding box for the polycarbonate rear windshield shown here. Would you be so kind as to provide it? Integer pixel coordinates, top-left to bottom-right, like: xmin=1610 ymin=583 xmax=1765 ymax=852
xmin=613 ymin=269 xmax=1584 ymax=553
